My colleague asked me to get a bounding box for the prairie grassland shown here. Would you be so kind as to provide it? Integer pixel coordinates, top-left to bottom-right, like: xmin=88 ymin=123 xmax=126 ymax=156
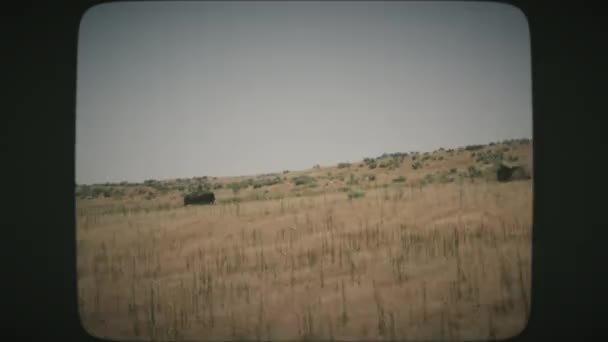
xmin=77 ymin=178 xmax=532 ymax=341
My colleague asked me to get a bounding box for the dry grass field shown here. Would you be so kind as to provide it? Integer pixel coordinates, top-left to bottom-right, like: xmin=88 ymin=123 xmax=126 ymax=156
xmin=76 ymin=140 xmax=532 ymax=341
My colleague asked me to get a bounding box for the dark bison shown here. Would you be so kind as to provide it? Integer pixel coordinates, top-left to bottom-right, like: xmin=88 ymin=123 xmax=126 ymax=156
xmin=184 ymin=192 xmax=216 ymax=206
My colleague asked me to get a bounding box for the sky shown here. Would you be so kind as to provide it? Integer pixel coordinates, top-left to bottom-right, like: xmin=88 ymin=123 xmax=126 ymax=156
xmin=76 ymin=1 xmax=531 ymax=185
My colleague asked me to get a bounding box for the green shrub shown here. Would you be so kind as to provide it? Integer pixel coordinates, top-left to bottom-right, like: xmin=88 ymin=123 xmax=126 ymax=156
xmin=465 ymin=144 xmax=484 ymax=151
xmin=252 ymin=176 xmax=282 ymax=188
xmin=347 ymin=191 xmax=365 ymax=199
xmin=475 ymin=149 xmax=505 ymax=164
xmin=468 ymin=165 xmax=482 ymax=178
xmin=436 ymin=171 xmax=454 ymax=183
xmin=228 ymin=182 xmax=246 ymax=194
xmin=347 ymin=174 xmax=358 ymax=185
xmin=392 ymin=176 xmax=406 ymax=183
xmin=293 ymin=175 xmax=314 ymax=186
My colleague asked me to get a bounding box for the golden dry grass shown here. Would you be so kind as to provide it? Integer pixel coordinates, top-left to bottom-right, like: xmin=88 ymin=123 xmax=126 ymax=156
xmin=76 ymin=142 xmax=532 ymax=341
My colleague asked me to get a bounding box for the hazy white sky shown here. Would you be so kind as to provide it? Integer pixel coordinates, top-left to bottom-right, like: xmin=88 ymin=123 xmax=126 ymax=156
xmin=76 ymin=1 xmax=531 ymax=184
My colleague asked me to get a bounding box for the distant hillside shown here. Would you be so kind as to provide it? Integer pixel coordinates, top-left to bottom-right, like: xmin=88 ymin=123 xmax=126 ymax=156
xmin=75 ymin=138 xmax=532 ymax=202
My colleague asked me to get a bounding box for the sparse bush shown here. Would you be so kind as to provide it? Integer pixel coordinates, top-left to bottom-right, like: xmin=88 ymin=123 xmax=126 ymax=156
xmin=412 ymin=161 xmax=423 ymax=170
xmin=347 ymin=174 xmax=358 ymax=185
xmin=75 ymin=185 xmax=91 ymax=198
xmin=338 ymin=163 xmax=351 ymax=169
xmin=436 ymin=171 xmax=455 ymax=183
xmin=368 ymin=175 xmax=376 ymax=181
xmin=253 ymin=176 xmax=282 ymax=188
xmin=347 ymin=191 xmax=365 ymax=199
xmin=475 ymin=150 xmax=505 ymax=165
xmin=228 ymin=182 xmax=244 ymax=194
xmin=468 ymin=165 xmax=482 ymax=178
xmin=293 ymin=175 xmax=314 ymax=186
xmin=465 ymin=144 xmax=484 ymax=151
xmin=392 ymin=176 xmax=406 ymax=183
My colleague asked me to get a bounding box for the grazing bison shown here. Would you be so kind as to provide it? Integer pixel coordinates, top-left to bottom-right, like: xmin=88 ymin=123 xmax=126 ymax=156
xmin=184 ymin=192 xmax=215 ymax=206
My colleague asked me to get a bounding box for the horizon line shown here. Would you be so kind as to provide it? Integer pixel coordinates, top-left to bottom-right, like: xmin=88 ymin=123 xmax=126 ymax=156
xmin=76 ymin=136 xmax=532 ymax=186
